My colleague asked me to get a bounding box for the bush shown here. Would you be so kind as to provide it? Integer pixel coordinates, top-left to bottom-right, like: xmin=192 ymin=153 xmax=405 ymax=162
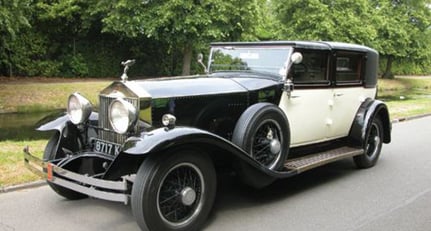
xmin=61 ymin=53 xmax=89 ymax=77
xmin=380 ymin=57 xmax=431 ymax=76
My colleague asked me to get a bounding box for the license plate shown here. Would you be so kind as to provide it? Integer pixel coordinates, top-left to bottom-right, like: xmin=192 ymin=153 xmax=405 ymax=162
xmin=91 ymin=138 xmax=121 ymax=155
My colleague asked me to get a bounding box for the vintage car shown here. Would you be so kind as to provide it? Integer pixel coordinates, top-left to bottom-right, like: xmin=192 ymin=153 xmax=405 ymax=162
xmin=24 ymin=41 xmax=391 ymax=231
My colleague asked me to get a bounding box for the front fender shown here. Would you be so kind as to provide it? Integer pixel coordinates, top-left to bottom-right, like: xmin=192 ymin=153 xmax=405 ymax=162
xmin=104 ymin=126 xmax=297 ymax=180
xmin=36 ymin=111 xmax=98 ymax=133
xmin=122 ymin=127 xmax=241 ymax=155
xmin=349 ymin=98 xmax=391 ymax=146
xmin=36 ymin=111 xmax=69 ymax=132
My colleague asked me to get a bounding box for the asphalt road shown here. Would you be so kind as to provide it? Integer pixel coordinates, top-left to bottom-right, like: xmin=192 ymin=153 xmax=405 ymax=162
xmin=1 ymin=116 xmax=431 ymax=231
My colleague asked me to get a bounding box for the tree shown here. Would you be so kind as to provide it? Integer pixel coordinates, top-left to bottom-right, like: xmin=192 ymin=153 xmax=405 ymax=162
xmin=272 ymin=0 xmax=379 ymax=46
xmin=97 ymin=0 xmax=261 ymax=75
xmin=272 ymin=0 xmax=431 ymax=78
xmin=371 ymin=0 xmax=431 ymax=78
xmin=0 ymin=0 xmax=31 ymax=76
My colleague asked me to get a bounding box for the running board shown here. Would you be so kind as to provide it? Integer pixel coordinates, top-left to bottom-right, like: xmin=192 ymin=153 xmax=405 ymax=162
xmin=284 ymin=146 xmax=364 ymax=173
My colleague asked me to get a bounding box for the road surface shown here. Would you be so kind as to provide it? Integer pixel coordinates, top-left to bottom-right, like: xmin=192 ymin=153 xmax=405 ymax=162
xmin=1 ymin=116 xmax=431 ymax=231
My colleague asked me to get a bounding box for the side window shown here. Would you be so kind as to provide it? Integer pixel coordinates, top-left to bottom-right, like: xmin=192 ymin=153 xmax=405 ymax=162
xmin=335 ymin=52 xmax=364 ymax=84
xmin=290 ymin=50 xmax=329 ymax=85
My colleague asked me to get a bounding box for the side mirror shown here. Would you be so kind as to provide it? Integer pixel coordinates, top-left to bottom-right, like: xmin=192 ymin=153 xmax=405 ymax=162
xmin=197 ymin=53 xmax=204 ymax=62
xmin=197 ymin=53 xmax=208 ymax=74
xmin=291 ymin=52 xmax=303 ymax=64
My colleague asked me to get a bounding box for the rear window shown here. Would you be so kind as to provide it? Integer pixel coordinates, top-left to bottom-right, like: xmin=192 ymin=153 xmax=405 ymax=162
xmin=335 ymin=52 xmax=364 ymax=84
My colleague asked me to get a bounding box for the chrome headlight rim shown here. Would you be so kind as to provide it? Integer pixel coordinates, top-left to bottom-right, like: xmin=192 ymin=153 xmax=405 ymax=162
xmin=67 ymin=92 xmax=92 ymax=125
xmin=108 ymin=98 xmax=137 ymax=134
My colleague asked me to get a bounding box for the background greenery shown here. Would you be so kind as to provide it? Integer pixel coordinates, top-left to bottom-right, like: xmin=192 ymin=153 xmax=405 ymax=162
xmin=1 ymin=0 xmax=430 ymax=78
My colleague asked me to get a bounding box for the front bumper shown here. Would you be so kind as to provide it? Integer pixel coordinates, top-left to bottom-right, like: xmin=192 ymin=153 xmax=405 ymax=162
xmin=23 ymin=146 xmax=131 ymax=204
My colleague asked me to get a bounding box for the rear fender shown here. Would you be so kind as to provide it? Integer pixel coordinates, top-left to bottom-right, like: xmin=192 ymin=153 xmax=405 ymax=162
xmin=349 ymin=98 xmax=391 ymax=146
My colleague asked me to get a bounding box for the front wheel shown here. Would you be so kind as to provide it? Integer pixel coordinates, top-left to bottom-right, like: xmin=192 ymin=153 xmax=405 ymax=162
xmin=354 ymin=116 xmax=384 ymax=168
xmin=43 ymin=133 xmax=87 ymax=200
xmin=131 ymin=150 xmax=216 ymax=231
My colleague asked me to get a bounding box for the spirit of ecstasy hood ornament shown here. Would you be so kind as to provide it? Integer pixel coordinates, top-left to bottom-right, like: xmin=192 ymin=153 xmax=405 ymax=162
xmin=120 ymin=59 xmax=136 ymax=82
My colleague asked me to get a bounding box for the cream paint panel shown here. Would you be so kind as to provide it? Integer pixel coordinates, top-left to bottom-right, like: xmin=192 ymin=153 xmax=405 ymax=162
xmin=279 ymin=89 xmax=333 ymax=147
xmin=329 ymin=87 xmax=377 ymax=138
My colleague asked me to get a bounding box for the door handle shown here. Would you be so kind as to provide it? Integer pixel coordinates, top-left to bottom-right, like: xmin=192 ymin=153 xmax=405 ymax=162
xmin=334 ymin=93 xmax=344 ymax=97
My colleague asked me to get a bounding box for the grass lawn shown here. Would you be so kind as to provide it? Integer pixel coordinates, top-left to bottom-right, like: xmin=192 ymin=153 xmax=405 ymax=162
xmin=0 ymin=140 xmax=45 ymax=187
xmin=0 ymin=80 xmax=110 ymax=113
xmin=378 ymin=77 xmax=431 ymax=119
xmin=0 ymin=76 xmax=430 ymax=188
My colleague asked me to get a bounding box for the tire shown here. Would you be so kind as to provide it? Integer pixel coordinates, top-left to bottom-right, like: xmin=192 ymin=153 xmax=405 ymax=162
xmin=354 ymin=116 xmax=384 ymax=168
xmin=232 ymin=103 xmax=290 ymax=170
xmin=43 ymin=133 xmax=87 ymax=200
xmin=131 ymin=150 xmax=216 ymax=231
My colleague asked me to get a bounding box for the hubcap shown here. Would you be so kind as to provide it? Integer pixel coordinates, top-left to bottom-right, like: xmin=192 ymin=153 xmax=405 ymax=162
xmin=252 ymin=119 xmax=283 ymax=168
xmin=270 ymin=139 xmax=281 ymax=154
xmin=181 ymin=187 xmax=197 ymax=206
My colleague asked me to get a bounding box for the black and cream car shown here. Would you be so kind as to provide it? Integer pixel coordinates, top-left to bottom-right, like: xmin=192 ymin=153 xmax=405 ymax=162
xmin=24 ymin=41 xmax=391 ymax=231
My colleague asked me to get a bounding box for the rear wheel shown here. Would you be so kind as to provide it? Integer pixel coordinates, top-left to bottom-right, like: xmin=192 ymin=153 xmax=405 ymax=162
xmin=131 ymin=150 xmax=216 ymax=231
xmin=354 ymin=117 xmax=384 ymax=168
xmin=43 ymin=133 xmax=87 ymax=200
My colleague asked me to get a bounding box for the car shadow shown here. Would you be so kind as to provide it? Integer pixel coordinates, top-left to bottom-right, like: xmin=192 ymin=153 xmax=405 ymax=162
xmin=205 ymin=158 xmax=359 ymax=227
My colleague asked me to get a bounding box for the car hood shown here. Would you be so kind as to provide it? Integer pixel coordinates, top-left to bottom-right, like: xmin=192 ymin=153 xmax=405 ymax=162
xmin=132 ymin=75 xmax=280 ymax=99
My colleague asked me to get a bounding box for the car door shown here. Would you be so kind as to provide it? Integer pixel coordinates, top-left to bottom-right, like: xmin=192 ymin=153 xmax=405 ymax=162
xmin=328 ymin=51 xmax=377 ymax=139
xmin=279 ymin=49 xmax=333 ymax=147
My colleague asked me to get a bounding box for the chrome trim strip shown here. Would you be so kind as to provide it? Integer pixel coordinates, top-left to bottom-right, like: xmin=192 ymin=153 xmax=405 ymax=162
xmin=23 ymin=146 xmax=130 ymax=204
xmin=51 ymin=177 xmax=129 ymax=203
xmin=23 ymin=146 xmax=47 ymax=178
xmin=50 ymin=164 xmax=127 ymax=191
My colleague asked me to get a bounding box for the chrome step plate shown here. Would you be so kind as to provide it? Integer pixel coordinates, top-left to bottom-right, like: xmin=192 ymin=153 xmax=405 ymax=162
xmin=284 ymin=146 xmax=364 ymax=173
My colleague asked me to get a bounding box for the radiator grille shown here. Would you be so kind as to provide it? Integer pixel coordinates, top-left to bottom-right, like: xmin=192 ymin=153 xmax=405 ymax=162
xmin=98 ymin=95 xmax=139 ymax=144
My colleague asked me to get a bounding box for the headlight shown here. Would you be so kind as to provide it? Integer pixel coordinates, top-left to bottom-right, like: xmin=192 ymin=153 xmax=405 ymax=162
xmin=109 ymin=98 xmax=137 ymax=134
xmin=67 ymin=93 xmax=92 ymax=125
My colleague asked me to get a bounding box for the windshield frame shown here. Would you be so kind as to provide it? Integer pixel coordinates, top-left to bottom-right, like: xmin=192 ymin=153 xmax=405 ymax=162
xmin=208 ymin=46 xmax=293 ymax=80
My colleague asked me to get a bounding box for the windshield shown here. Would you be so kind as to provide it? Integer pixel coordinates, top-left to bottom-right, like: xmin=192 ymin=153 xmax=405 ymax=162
xmin=208 ymin=46 xmax=293 ymax=79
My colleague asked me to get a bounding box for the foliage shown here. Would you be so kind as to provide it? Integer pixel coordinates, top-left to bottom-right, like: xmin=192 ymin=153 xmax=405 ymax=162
xmin=0 ymin=0 xmax=31 ymax=76
xmin=372 ymin=0 xmax=431 ymax=78
xmin=273 ymin=0 xmax=379 ymax=45
xmin=97 ymin=0 xmax=262 ymax=75
xmin=0 ymin=0 xmax=430 ymax=77
xmin=272 ymin=0 xmax=431 ymax=78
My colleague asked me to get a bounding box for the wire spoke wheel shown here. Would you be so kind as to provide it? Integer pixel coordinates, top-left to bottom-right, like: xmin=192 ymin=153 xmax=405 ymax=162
xmin=251 ymin=119 xmax=283 ymax=169
xmin=354 ymin=117 xmax=383 ymax=169
xmin=365 ymin=123 xmax=381 ymax=159
xmin=232 ymin=103 xmax=290 ymax=188
xmin=157 ymin=163 xmax=204 ymax=226
xmin=132 ymin=150 xmax=216 ymax=231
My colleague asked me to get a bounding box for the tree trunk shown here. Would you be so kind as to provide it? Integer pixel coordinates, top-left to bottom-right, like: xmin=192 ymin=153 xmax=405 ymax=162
xmin=182 ymin=45 xmax=192 ymax=76
xmin=7 ymin=49 xmax=13 ymax=77
xmin=382 ymin=56 xmax=394 ymax=79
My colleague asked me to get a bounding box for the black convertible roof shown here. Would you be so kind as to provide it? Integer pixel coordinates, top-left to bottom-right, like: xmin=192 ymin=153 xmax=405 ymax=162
xmin=210 ymin=41 xmax=377 ymax=54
